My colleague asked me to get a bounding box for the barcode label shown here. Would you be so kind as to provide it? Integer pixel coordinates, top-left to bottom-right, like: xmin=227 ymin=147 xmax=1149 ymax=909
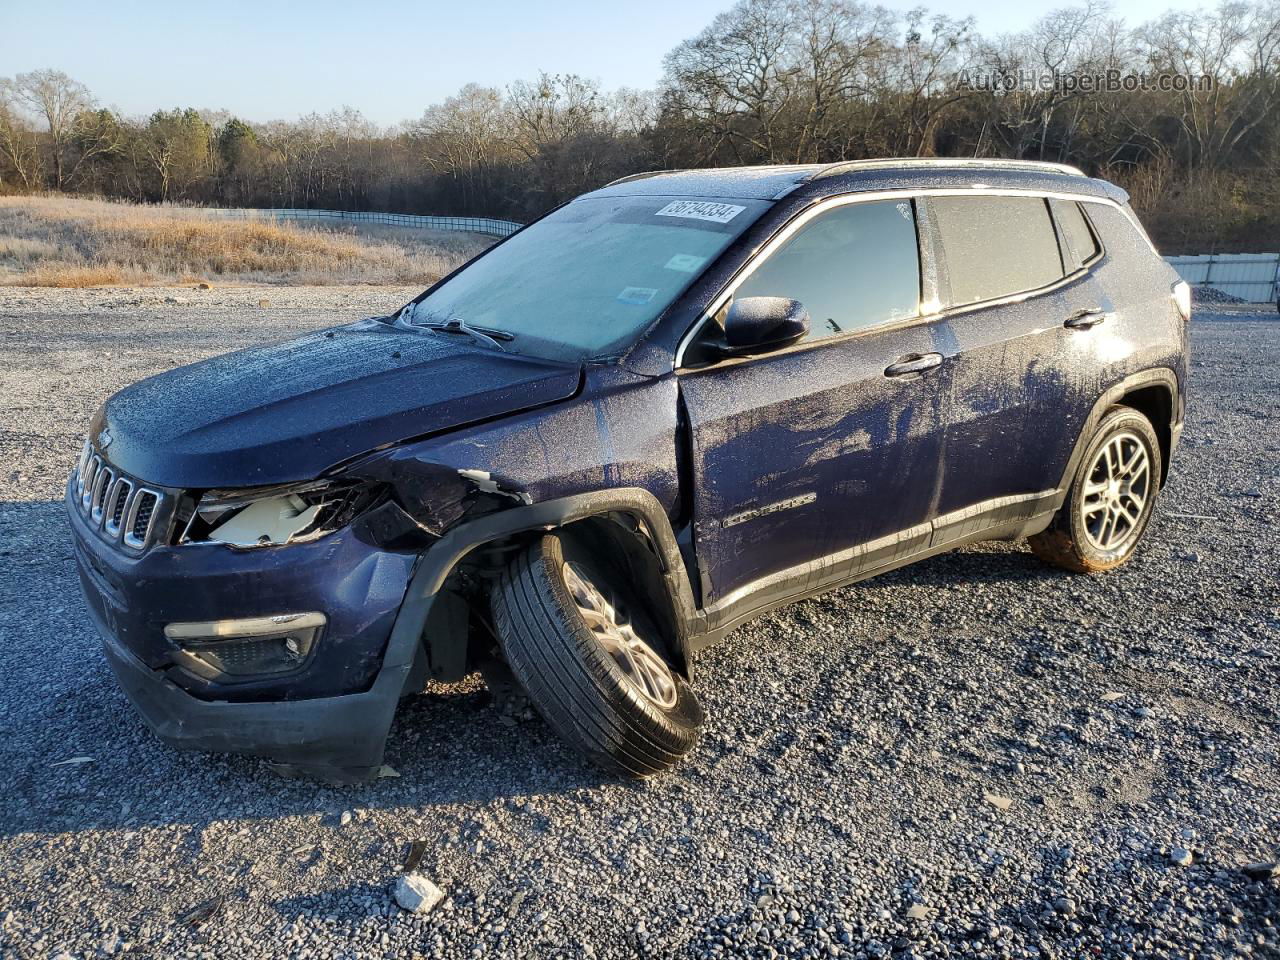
xmin=655 ymin=201 xmax=746 ymax=224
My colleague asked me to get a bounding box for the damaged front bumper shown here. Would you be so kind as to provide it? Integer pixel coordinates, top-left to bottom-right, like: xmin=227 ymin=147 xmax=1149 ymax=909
xmin=66 ymin=476 xmax=424 ymax=779
xmin=99 ymin=629 xmax=409 ymax=780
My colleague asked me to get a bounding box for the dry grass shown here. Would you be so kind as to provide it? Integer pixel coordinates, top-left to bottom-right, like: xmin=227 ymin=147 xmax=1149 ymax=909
xmin=19 ymin=266 xmax=150 ymax=287
xmin=0 ymin=196 xmax=494 ymax=287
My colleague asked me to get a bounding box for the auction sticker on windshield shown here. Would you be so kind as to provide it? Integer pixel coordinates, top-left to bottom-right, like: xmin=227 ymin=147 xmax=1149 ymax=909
xmin=664 ymin=253 xmax=707 ymax=273
xmin=655 ymin=201 xmax=746 ymax=224
xmin=617 ymin=286 xmax=658 ymax=305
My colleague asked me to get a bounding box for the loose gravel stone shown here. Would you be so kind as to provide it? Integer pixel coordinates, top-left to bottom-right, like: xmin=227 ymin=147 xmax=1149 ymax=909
xmin=0 ymin=287 xmax=1276 ymax=959
xmin=393 ymin=873 xmax=445 ymax=914
xmin=1052 ymin=896 xmax=1077 ymax=915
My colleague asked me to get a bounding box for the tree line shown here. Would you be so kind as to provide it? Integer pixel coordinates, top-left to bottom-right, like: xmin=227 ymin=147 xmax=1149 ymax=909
xmin=2 ymin=0 xmax=1278 ymax=252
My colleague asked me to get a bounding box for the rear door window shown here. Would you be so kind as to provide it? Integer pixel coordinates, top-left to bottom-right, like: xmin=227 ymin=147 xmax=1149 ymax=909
xmin=931 ymin=195 xmax=1063 ymax=307
xmin=1051 ymin=199 xmax=1101 ymax=270
xmin=731 ymin=198 xmax=921 ymax=342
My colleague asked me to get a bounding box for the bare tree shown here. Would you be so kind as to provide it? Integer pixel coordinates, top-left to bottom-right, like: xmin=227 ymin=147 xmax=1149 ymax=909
xmin=891 ymin=10 xmax=975 ymax=156
xmin=506 ymin=74 xmax=604 ymax=159
xmin=0 ymin=86 xmax=43 ymax=189
xmin=410 ymin=84 xmax=514 ymax=210
xmin=663 ymin=0 xmax=797 ymax=163
xmin=504 ymin=73 xmax=622 ymax=204
xmin=7 ymin=69 xmax=94 ymax=188
xmin=1140 ymin=0 xmax=1280 ymax=170
xmin=606 ymin=87 xmax=659 ymax=138
xmin=785 ymin=0 xmax=893 ymax=161
xmin=974 ymin=1 xmax=1112 ymax=161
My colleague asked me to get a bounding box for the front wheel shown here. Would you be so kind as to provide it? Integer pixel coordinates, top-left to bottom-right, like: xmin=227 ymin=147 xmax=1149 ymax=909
xmin=1030 ymin=406 xmax=1163 ymax=573
xmin=490 ymin=532 xmax=703 ymax=776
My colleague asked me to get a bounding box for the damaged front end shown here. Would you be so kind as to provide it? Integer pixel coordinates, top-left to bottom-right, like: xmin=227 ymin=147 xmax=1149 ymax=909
xmin=66 ymin=429 xmax=550 ymax=782
xmin=174 ymin=479 xmax=389 ymax=548
xmin=65 ymin=307 xmax=593 ymax=780
xmin=168 ymin=457 xmax=532 ymax=552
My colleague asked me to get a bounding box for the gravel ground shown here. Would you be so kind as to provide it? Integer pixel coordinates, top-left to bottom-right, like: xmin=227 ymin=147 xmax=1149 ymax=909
xmin=0 ymin=285 xmax=1277 ymax=960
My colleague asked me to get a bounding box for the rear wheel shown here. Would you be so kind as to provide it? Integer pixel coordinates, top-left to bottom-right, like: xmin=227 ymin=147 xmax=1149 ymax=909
xmin=1030 ymin=406 xmax=1162 ymax=572
xmin=490 ymin=532 xmax=703 ymax=776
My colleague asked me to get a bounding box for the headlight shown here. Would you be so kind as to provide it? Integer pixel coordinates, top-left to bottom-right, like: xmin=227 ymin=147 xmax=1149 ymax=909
xmin=178 ymin=479 xmax=384 ymax=547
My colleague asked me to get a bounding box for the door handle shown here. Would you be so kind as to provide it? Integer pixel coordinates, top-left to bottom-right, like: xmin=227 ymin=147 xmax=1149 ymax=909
xmin=1065 ymin=308 xmax=1112 ymax=330
xmin=884 ymin=352 xmax=944 ymax=378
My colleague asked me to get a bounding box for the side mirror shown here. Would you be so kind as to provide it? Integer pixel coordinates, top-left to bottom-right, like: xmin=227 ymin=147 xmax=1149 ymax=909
xmin=723 ymin=297 xmax=810 ymax=354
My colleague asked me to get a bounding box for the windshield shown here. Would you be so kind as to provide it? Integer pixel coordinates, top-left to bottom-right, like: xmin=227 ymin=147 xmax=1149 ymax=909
xmin=407 ymin=195 xmax=770 ymax=361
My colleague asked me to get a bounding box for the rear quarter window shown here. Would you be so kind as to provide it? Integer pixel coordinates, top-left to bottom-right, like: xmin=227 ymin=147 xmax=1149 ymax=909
xmin=1051 ymin=199 xmax=1100 ymax=269
xmin=931 ymin=195 xmax=1063 ymax=307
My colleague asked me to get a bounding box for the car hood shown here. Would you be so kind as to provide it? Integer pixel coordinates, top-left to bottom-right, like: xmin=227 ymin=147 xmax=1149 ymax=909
xmin=91 ymin=319 xmax=581 ymax=489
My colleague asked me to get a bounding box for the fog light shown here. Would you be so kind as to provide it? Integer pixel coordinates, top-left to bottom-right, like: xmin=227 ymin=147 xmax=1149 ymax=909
xmin=164 ymin=612 xmax=325 ymax=680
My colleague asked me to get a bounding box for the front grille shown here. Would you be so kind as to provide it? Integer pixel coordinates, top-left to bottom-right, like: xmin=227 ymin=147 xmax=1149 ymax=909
xmin=71 ymin=438 xmax=165 ymax=551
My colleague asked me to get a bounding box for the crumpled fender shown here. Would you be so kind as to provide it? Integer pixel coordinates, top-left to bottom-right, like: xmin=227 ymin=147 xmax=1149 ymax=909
xmin=348 ymin=456 xmax=532 ymax=541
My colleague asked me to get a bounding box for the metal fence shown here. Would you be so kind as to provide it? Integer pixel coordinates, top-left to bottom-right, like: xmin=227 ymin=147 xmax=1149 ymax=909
xmin=204 ymin=207 xmax=1280 ymax=302
xmin=208 ymin=207 xmax=523 ymax=238
xmin=1165 ymin=253 xmax=1280 ymax=304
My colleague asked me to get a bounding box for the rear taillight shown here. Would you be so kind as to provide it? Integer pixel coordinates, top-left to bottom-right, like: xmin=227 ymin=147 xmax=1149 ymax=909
xmin=1172 ymin=281 xmax=1192 ymax=322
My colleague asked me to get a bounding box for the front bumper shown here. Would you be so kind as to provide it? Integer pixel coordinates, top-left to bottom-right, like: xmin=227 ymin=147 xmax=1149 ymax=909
xmin=67 ymin=476 xmax=422 ymax=777
xmin=99 ymin=626 xmax=409 ymax=778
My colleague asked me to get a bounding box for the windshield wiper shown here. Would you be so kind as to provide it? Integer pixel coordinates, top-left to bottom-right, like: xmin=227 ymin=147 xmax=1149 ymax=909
xmin=410 ymin=313 xmax=515 ymax=352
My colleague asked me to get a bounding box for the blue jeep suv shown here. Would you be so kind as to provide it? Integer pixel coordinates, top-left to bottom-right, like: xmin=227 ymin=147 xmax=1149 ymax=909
xmin=67 ymin=159 xmax=1190 ymax=780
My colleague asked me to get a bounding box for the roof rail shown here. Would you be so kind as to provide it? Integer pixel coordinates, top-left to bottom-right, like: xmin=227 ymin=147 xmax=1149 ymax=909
xmin=603 ymin=169 xmax=687 ymax=187
xmin=807 ymin=157 xmax=1087 ymax=180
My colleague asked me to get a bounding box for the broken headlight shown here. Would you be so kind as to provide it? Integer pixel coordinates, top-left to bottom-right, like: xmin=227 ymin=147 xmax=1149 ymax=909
xmin=176 ymin=479 xmax=385 ymax=547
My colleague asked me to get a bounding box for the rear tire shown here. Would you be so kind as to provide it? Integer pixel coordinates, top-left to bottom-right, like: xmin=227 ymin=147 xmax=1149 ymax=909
xmin=490 ymin=532 xmax=703 ymax=776
xmin=1030 ymin=406 xmax=1162 ymax=573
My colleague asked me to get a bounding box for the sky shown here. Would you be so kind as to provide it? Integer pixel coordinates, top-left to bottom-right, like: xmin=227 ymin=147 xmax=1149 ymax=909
xmin=1 ymin=0 xmax=1199 ymax=128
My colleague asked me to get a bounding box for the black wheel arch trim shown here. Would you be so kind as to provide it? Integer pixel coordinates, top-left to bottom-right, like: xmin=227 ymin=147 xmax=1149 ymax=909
xmin=1052 ymin=367 xmax=1180 ymax=509
xmin=390 ymin=487 xmax=700 ymax=689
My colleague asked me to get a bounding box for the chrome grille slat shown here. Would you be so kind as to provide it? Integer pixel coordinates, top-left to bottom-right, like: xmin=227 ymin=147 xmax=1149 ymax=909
xmin=104 ymin=478 xmax=133 ymax=537
xmin=81 ymin=455 xmax=101 ymax=510
xmin=90 ymin=467 xmax=114 ymax=523
xmin=72 ymin=441 xmax=165 ymax=551
xmin=124 ymin=489 xmax=161 ymax=549
xmin=75 ymin=439 xmax=91 ymax=497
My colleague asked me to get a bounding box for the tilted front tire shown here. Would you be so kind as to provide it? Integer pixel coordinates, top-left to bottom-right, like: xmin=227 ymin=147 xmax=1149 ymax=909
xmin=1030 ymin=405 xmax=1163 ymax=573
xmin=490 ymin=532 xmax=703 ymax=776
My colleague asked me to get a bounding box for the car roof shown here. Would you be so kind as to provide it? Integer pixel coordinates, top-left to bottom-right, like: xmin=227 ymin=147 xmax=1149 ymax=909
xmin=583 ymin=158 xmax=1127 ymax=205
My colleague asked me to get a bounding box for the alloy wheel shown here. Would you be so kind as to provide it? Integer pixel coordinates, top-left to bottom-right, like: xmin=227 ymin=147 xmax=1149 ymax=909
xmin=1079 ymin=429 xmax=1152 ymax=552
xmin=561 ymin=561 xmax=678 ymax=709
